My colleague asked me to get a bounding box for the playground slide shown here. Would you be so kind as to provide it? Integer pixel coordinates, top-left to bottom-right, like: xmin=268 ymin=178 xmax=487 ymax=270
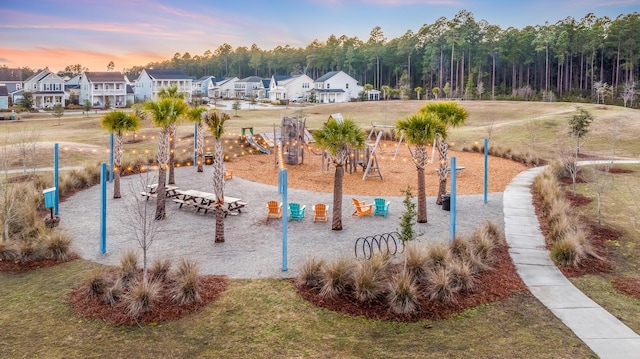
xmin=245 ymin=132 xmax=271 ymax=154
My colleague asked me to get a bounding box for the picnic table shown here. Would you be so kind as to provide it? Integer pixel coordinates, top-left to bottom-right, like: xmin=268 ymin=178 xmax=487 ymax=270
xmin=173 ymin=189 xmax=246 ymax=217
xmin=140 ymin=184 xmax=180 ymax=200
xmin=435 ymin=166 xmax=466 ymax=177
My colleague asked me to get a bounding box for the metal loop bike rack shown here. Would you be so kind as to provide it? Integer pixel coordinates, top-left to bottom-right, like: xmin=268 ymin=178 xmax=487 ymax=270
xmin=354 ymin=231 xmax=404 ymax=259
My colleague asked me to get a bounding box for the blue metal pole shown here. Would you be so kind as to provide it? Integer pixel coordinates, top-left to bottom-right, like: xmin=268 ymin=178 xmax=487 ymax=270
xmin=484 ymin=138 xmax=488 ymax=204
xmin=109 ymin=133 xmax=114 ymax=183
xmin=100 ymin=162 xmax=107 ymax=254
xmin=450 ymin=156 xmax=457 ymax=242
xmin=54 ymin=143 xmax=59 ymax=216
xmin=194 ymin=122 xmax=198 ymax=167
xmin=281 ymin=168 xmax=288 ymax=271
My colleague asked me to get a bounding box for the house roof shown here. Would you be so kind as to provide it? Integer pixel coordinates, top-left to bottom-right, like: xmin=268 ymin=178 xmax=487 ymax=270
xmin=237 ymin=76 xmax=263 ymax=83
xmin=314 ymin=89 xmax=345 ymax=93
xmin=0 ymin=68 xmax=22 ymax=82
xmin=85 ymin=72 xmax=126 ymax=82
xmin=144 ymin=69 xmax=189 ymax=80
xmin=0 ymin=86 xmax=8 ymax=96
xmin=126 ymin=84 xmax=134 ymax=94
xmin=315 ymin=71 xmax=340 ymax=82
xmin=197 ymin=75 xmax=215 ymax=82
xmin=25 ymin=70 xmax=51 ymax=83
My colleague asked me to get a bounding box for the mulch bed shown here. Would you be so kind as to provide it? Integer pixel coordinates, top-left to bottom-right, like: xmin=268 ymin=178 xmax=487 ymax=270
xmin=0 ymin=254 xmax=79 ymax=272
xmin=295 ymin=245 xmax=527 ymax=322
xmin=68 ymin=275 xmax=228 ymax=326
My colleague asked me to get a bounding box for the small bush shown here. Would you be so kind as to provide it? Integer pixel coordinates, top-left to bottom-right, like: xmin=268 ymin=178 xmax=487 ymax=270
xmin=468 ymin=231 xmax=496 ymax=266
xmin=125 ymin=279 xmax=161 ymax=318
xmin=449 ymin=237 xmax=488 ymax=273
xmin=44 ymin=230 xmax=72 ymax=260
xmin=386 ymin=270 xmax=420 ymax=315
xmin=85 ymin=270 xmax=108 ymax=298
xmin=150 ymin=258 xmax=172 ymax=283
xmin=18 ymin=239 xmax=44 ymax=263
xmin=172 ymin=258 xmax=202 ymax=305
xmin=547 ymin=213 xmax=572 ymax=242
xmin=319 ymin=257 xmax=353 ymax=299
xmin=353 ymin=259 xmax=387 ymax=302
xmin=106 ymin=278 xmax=126 ymax=306
xmin=404 ymin=243 xmax=429 ymax=283
xmin=480 ymin=221 xmax=506 ymax=247
xmin=446 ymin=257 xmax=476 ymax=293
xmin=0 ymin=241 xmax=19 ymax=260
xmin=425 ymin=267 xmax=456 ymax=304
xmin=424 ymin=241 xmax=450 ymax=270
xmin=119 ymin=250 xmax=139 ymax=281
xmin=296 ymin=257 xmax=325 ymax=289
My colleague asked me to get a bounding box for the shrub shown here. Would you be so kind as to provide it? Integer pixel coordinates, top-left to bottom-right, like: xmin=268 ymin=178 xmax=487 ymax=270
xmin=446 ymin=257 xmax=476 ymax=293
xmin=44 ymin=230 xmax=72 ymax=260
xmin=296 ymin=257 xmax=325 ymax=289
xmin=172 ymin=258 xmax=202 ymax=305
xmin=480 ymin=221 xmax=506 ymax=247
xmin=353 ymin=259 xmax=387 ymax=302
xmin=386 ymin=270 xmax=420 ymax=315
xmin=547 ymin=213 xmax=572 ymax=242
xmin=404 ymin=243 xmax=429 ymax=283
xmin=125 ymin=279 xmax=161 ymax=318
xmin=424 ymin=241 xmax=450 ymax=270
xmin=319 ymin=257 xmax=353 ymax=299
xmin=425 ymin=267 xmax=456 ymax=304
xmin=18 ymin=239 xmax=44 ymax=263
xmin=106 ymin=278 xmax=126 ymax=306
xmin=119 ymin=250 xmax=139 ymax=282
xmin=468 ymin=231 xmax=496 ymax=266
xmin=0 ymin=241 xmax=19 ymax=260
xmin=85 ymin=270 xmax=108 ymax=298
xmin=150 ymin=258 xmax=172 ymax=283
xmin=449 ymin=237 xmax=488 ymax=274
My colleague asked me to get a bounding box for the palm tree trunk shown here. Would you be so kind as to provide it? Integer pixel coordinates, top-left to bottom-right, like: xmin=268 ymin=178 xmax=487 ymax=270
xmin=417 ymin=166 xmax=427 ymax=223
xmin=197 ymin=122 xmax=205 ymax=172
xmin=212 ymin=140 xmax=225 ymax=242
xmin=168 ymin=124 xmax=176 ymax=185
xmin=113 ymin=133 xmax=123 ymax=199
xmin=155 ymin=129 xmax=170 ymax=220
xmin=436 ymin=137 xmax=448 ymax=205
xmin=331 ymin=164 xmax=344 ymax=231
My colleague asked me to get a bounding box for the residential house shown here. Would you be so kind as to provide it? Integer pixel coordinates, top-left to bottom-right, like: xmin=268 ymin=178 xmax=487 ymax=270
xmin=313 ymin=70 xmax=363 ymax=103
xmin=0 ymin=68 xmax=23 ymax=106
xmin=23 ymin=70 xmax=65 ymax=109
xmin=267 ymin=74 xmax=314 ymax=102
xmin=64 ymin=75 xmax=82 ymax=105
xmin=234 ymin=76 xmax=263 ymax=98
xmin=192 ymin=75 xmax=216 ymax=98
xmin=79 ymin=72 xmax=129 ymax=108
xmin=135 ymin=69 xmax=193 ymax=102
xmin=208 ymin=77 xmax=238 ymax=99
xmin=0 ymin=86 xmax=8 ymax=109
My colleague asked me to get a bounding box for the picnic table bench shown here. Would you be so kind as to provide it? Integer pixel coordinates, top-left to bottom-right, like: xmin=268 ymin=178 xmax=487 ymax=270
xmin=435 ymin=166 xmax=466 ymax=177
xmin=173 ymin=189 xmax=246 ymax=217
xmin=139 ymin=184 xmax=180 ymax=200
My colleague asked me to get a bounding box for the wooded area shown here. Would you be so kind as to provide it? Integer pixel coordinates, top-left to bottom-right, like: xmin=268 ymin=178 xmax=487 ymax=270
xmin=48 ymin=10 xmax=640 ymax=106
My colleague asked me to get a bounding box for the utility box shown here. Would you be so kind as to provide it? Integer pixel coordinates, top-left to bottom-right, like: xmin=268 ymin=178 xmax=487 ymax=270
xmin=43 ymin=187 xmax=56 ymax=209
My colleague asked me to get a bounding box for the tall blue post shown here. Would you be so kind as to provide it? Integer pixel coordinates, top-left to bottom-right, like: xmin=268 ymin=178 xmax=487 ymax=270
xmin=193 ymin=122 xmax=198 ymax=167
xmin=109 ymin=133 xmax=114 ymax=183
xmin=279 ymin=168 xmax=288 ymax=271
xmin=450 ymin=156 xmax=457 ymax=241
xmin=100 ymin=162 xmax=107 ymax=254
xmin=54 ymin=143 xmax=59 ymax=216
xmin=483 ymin=138 xmax=488 ymax=204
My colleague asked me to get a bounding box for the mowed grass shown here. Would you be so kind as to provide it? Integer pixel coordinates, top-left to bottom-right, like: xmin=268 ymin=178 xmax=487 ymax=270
xmin=570 ymin=164 xmax=640 ymax=333
xmin=0 ymin=260 xmax=593 ymax=358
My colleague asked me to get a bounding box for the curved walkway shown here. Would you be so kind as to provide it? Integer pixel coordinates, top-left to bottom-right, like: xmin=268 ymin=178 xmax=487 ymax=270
xmin=503 ymin=160 xmax=640 ymax=359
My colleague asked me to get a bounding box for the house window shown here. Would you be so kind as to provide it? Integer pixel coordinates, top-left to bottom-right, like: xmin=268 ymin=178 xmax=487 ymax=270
xmin=45 ymin=84 xmax=51 ymax=91
xmin=346 ymin=83 xmax=349 ymax=89
xmin=16 ymin=84 xmax=21 ymax=90
xmin=326 ymin=83 xmax=330 ymax=89
xmin=94 ymin=84 xmax=99 ymax=90
xmin=302 ymin=83 xmax=309 ymax=89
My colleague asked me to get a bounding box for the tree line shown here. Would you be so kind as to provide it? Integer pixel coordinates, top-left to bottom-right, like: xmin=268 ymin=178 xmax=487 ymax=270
xmin=18 ymin=10 xmax=640 ymax=106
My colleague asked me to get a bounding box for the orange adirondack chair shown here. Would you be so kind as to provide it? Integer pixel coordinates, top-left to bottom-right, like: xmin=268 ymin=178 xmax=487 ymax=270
xmin=224 ymin=170 xmax=233 ymax=180
xmin=352 ymin=198 xmax=373 ymax=217
xmin=266 ymin=201 xmax=282 ymax=220
xmin=312 ymin=204 xmax=328 ymax=223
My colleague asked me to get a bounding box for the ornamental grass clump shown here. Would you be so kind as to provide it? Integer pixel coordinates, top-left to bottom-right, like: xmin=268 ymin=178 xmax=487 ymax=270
xmin=43 ymin=230 xmax=72 ymax=261
xmin=386 ymin=270 xmax=420 ymax=315
xmin=425 ymin=267 xmax=457 ymax=304
xmin=425 ymin=241 xmax=451 ymax=270
xmin=404 ymin=242 xmax=429 ymax=283
xmin=296 ymin=257 xmax=325 ymax=289
xmin=125 ymin=278 xmax=161 ymax=318
xmin=468 ymin=231 xmax=496 ymax=266
xmin=446 ymin=257 xmax=476 ymax=293
xmin=319 ymin=257 xmax=353 ymax=299
xmin=86 ymin=270 xmax=108 ymax=298
xmin=119 ymin=249 xmax=139 ymax=282
xmin=150 ymin=258 xmax=172 ymax=283
xmin=0 ymin=241 xmax=19 ymax=260
xmin=172 ymin=258 xmax=202 ymax=305
xmin=353 ymin=259 xmax=387 ymax=302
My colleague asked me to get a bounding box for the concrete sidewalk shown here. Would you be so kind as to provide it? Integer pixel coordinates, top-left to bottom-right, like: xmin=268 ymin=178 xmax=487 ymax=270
xmin=503 ymin=163 xmax=640 ymax=359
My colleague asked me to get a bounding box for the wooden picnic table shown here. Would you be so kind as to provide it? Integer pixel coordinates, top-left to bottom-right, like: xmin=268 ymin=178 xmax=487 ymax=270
xmin=139 ymin=184 xmax=180 ymax=200
xmin=173 ymin=189 xmax=246 ymax=217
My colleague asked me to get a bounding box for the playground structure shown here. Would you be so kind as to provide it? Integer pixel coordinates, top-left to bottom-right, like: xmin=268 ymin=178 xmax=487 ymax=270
xmin=242 ymin=127 xmax=271 ymax=154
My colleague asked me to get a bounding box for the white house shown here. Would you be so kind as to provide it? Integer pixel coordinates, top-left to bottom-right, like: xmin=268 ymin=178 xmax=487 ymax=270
xmin=192 ymin=75 xmax=216 ymax=98
xmin=267 ymin=74 xmax=314 ymax=102
xmin=313 ymin=70 xmax=363 ymax=103
xmin=234 ymin=76 xmax=263 ymax=98
xmin=208 ymin=77 xmax=238 ymax=99
xmin=79 ymin=72 xmax=128 ymax=108
xmin=135 ymin=69 xmax=192 ymax=102
xmin=22 ymin=70 xmax=65 ymax=109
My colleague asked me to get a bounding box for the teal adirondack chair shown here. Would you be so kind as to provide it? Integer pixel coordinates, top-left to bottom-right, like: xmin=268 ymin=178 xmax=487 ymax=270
xmin=373 ymin=198 xmax=390 ymax=217
xmin=288 ymin=203 xmax=307 ymax=221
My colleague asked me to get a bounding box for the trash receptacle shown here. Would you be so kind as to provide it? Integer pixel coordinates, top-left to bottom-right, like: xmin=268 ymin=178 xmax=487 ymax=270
xmin=205 ymin=152 xmax=213 ymax=165
xmin=442 ymin=194 xmax=451 ymax=211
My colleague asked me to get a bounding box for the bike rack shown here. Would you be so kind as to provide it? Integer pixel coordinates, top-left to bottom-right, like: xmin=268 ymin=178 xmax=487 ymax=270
xmin=354 ymin=232 xmax=404 ymax=259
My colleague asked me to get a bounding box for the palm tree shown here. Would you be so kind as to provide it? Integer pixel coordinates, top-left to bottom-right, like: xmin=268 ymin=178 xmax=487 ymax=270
xmin=312 ymin=118 xmax=366 ymax=230
xmin=202 ymin=111 xmax=231 ymax=243
xmin=186 ymin=106 xmax=208 ymax=172
xmin=396 ymin=112 xmax=445 ymax=223
xmin=419 ymin=102 xmax=469 ymax=204
xmin=100 ymin=110 xmax=141 ymax=199
xmin=143 ymin=97 xmax=187 ymax=220
xmin=157 ymin=86 xmax=186 ymax=185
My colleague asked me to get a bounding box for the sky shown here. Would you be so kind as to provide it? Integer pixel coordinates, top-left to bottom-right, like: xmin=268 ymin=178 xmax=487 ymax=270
xmin=1 ymin=0 xmax=639 ymax=73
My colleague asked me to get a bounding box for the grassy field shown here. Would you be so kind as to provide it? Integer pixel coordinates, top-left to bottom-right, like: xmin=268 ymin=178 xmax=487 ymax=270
xmin=2 ymin=100 xmax=639 ymax=358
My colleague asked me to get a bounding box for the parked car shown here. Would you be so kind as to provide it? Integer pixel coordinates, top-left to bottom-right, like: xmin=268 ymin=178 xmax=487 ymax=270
xmin=290 ymin=96 xmax=306 ymax=103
